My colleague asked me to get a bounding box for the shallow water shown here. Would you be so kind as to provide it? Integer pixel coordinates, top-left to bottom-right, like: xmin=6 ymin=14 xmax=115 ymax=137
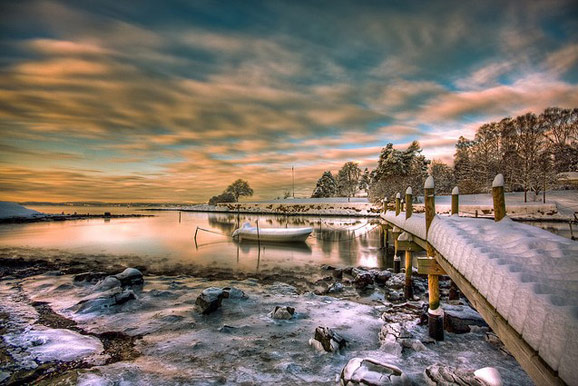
xmin=0 ymin=206 xmax=389 ymax=272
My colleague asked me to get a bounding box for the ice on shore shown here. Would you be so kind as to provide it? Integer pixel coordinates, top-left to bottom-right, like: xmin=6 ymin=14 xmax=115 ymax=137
xmin=0 ymin=271 xmax=534 ymax=385
xmin=0 ymin=201 xmax=44 ymax=219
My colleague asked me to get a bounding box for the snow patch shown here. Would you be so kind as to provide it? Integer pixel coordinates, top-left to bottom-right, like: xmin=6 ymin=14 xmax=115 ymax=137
xmin=424 ymin=176 xmax=434 ymax=189
xmin=0 ymin=202 xmax=44 ymax=219
xmin=492 ymin=174 xmax=504 ymax=188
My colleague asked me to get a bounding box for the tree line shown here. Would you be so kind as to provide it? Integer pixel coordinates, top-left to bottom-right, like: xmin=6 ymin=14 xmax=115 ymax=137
xmin=311 ymin=106 xmax=577 ymax=202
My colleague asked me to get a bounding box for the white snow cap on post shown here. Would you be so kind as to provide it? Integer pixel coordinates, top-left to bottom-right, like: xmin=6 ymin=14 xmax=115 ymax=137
xmin=395 ymin=192 xmax=400 ymax=199
xmin=492 ymin=174 xmax=504 ymax=188
xmin=424 ymin=175 xmax=434 ymax=189
xmin=405 ymin=187 xmax=413 ymax=195
xmin=452 ymin=186 xmax=459 ymax=195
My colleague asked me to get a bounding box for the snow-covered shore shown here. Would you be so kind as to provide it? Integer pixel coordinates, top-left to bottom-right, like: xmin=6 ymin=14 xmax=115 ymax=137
xmin=0 ymin=255 xmax=532 ymax=385
xmin=0 ymin=202 xmax=44 ymax=220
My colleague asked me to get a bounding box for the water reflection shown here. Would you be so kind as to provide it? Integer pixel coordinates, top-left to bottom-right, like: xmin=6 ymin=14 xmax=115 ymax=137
xmin=0 ymin=208 xmax=387 ymax=272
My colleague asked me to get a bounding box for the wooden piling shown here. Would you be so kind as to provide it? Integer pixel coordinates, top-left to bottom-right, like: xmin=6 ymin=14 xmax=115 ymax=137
xmin=492 ymin=174 xmax=506 ymax=222
xmin=395 ymin=193 xmax=401 ymax=215
xmin=379 ymin=225 xmax=385 ymax=248
xmin=451 ymin=186 xmax=459 ymax=216
xmin=425 ymin=175 xmax=443 ymax=341
xmin=404 ymin=186 xmax=413 ymax=299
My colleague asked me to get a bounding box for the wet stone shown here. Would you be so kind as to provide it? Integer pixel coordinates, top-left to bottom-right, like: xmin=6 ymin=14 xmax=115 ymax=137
xmin=195 ymin=287 xmax=224 ymax=314
xmin=424 ymin=363 xmax=486 ymax=386
xmin=341 ymin=357 xmax=410 ymax=385
xmin=269 ymin=306 xmax=295 ymax=320
xmin=113 ymin=268 xmax=144 ymax=287
xmin=373 ymin=270 xmax=392 ymax=286
xmin=311 ymin=326 xmax=347 ymax=353
xmin=444 ymin=305 xmax=487 ymax=334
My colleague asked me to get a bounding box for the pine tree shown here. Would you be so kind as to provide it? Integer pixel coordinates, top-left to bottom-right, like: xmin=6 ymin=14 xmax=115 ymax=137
xmin=311 ymin=171 xmax=337 ymax=198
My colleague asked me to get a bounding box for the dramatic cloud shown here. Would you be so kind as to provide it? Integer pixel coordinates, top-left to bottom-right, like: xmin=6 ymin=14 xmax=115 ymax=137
xmin=0 ymin=0 xmax=576 ymax=202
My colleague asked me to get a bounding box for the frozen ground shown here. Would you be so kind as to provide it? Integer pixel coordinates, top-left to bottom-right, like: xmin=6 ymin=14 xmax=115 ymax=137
xmin=0 ymin=267 xmax=532 ymax=385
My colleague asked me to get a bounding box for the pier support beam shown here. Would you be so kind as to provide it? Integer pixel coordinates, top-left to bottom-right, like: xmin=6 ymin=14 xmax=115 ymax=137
xmin=425 ymin=176 xmax=444 ymax=341
xmin=404 ymin=187 xmax=413 ymax=299
xmin=449 ymin=186 xmax=460 ymax=300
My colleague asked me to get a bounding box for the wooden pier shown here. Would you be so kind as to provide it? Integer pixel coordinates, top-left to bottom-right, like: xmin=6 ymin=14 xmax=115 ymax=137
xmin=381 ymin=174 xmax=576 ymax=386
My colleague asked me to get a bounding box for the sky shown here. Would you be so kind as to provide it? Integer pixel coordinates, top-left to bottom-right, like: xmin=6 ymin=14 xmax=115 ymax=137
xmin=1 ymin=0 xmax=577 ymax=203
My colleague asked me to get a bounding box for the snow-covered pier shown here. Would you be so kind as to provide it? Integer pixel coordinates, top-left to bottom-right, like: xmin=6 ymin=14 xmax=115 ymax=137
xmin=381 ymin=175 xmax=578 ymax=386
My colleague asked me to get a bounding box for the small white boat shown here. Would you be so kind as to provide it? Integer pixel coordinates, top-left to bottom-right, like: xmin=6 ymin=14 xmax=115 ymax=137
xmin=232 ymin=222 xmax=312 ymax=242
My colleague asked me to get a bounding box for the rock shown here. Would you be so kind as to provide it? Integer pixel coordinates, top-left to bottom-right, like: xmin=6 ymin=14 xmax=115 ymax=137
xmin=321 ymin=264 xmax=336 ymax=270
xmin=341 ymin=357 xmax=410 ymax=385
xmin=269 ymin=306 xmax=295 ymax=320
xmin=113 ymin=268 xmax=144 ymax=286
xmin=444 ymin=305 xmax=487 ymax=333
xmin=474 ymin=368 xmax=502 ymax=386
xmin=386 ymin=273 xmax=405 ymax=290
xmin=424 ymin=363 xmax=486 ymax=386
xmin=353 ymin=269 xmax=374 ymax=289
xmin=222 ymin=287 xmax=246 ymax=299
xmin=218 ymin=325 xmax=237 ymax=333
xmin=94 ymin=276 xmax=121 ymax=292
xmin=373 ymin=270 xmax=392 ymax=286
xmin=195 ymin=287 xmax=224 ymax=314
xmin=74 ymin=288 xmax=136 ymax=314
xmin=378 ymin=323 xmax=409 ymax=356
xmin=328 ymin=282 xmax=344 ymax=293
xmin=311 ymin=326 xmax=347 ymax=352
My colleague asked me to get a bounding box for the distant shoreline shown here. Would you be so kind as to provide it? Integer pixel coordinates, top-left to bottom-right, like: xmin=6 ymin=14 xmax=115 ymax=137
xmin=0 ymin=213 xmax=155 ymax=224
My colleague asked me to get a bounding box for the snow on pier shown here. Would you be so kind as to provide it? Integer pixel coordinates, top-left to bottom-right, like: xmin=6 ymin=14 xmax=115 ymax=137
xmin=382 ymin=194 xmax=578 ymax=385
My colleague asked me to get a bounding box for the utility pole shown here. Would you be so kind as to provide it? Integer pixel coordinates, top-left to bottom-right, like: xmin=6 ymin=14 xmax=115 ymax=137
xmin=292 ymin=166 xmax=295 ymax=198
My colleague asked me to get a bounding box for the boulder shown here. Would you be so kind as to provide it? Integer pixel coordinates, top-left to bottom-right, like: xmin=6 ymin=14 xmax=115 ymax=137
xmin=113 ymin=268 xmax=144 ymax=286
xmin=269 ymin=306 xmax=295 ymax=320
xmin=444 ymin=305 xmax=487 ymax=334
xmin=195 ymin=287 xmax=225 ymax=314
xmin=310 ymin=326 xmax=347 ymax=353
xmin=386 ymin=273 xmax=405 ymax=290
xmin=341 ymin=357 xmax=410 ymax=385
xmin=353 ymin=269 xmax=374 ymax=289
xmin=373 ymin=270 xmax=392 ymax=286
xmin=424 ymin=363 xmax=486 ymax=386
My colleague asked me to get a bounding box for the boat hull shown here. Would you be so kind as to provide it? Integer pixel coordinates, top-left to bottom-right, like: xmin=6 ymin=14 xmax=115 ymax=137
xmin=233 ymin=226 xmax=312 ymax=242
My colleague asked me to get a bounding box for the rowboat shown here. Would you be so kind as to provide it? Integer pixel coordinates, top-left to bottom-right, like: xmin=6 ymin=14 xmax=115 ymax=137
xmin=232 ymin=222 xmax=312 ymax=242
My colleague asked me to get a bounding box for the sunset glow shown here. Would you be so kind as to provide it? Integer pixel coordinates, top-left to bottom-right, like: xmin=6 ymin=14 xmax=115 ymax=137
xmin=1 ymin=1 xmax=577 ymax=202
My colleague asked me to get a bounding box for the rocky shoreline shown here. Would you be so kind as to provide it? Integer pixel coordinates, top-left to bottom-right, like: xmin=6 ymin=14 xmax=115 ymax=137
xmin=0 ymin=252 xmax=533 ymax=385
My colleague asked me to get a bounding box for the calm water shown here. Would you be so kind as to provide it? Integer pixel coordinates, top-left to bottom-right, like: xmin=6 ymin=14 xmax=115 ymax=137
xmin=0 ymin=206 xmax=388 ymax=272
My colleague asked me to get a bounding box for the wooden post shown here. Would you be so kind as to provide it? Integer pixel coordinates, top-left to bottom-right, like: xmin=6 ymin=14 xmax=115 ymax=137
xmin=379 ymin=225 xmax=385 ymax=248
xmin=395 ymin=193 xmax=401 ymax=215
xmin=425 ymin=175 xmax=443 ymax=341
xmin=404 ymin=186 xmax=413 ymax=299
xmin=383 ymin=196 xmax=388 ymax=214
xmin=492 ymin=174 xmax=506 ymax=222
xmin=451 ymin=186 xmax=459 ymax=216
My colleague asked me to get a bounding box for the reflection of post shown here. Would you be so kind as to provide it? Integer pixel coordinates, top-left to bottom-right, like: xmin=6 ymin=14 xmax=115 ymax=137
xmin=179 ymin=211 xmax=182 ymax=223
xmin=404 ymin=186 xmax=413 ymax=299
xmin=425 ymin=176 xmax=443 ymax=341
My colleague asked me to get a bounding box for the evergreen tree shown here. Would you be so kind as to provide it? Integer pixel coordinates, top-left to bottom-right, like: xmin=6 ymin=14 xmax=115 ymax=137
xmin=311 ymin=171 xmax=337 ymax=198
